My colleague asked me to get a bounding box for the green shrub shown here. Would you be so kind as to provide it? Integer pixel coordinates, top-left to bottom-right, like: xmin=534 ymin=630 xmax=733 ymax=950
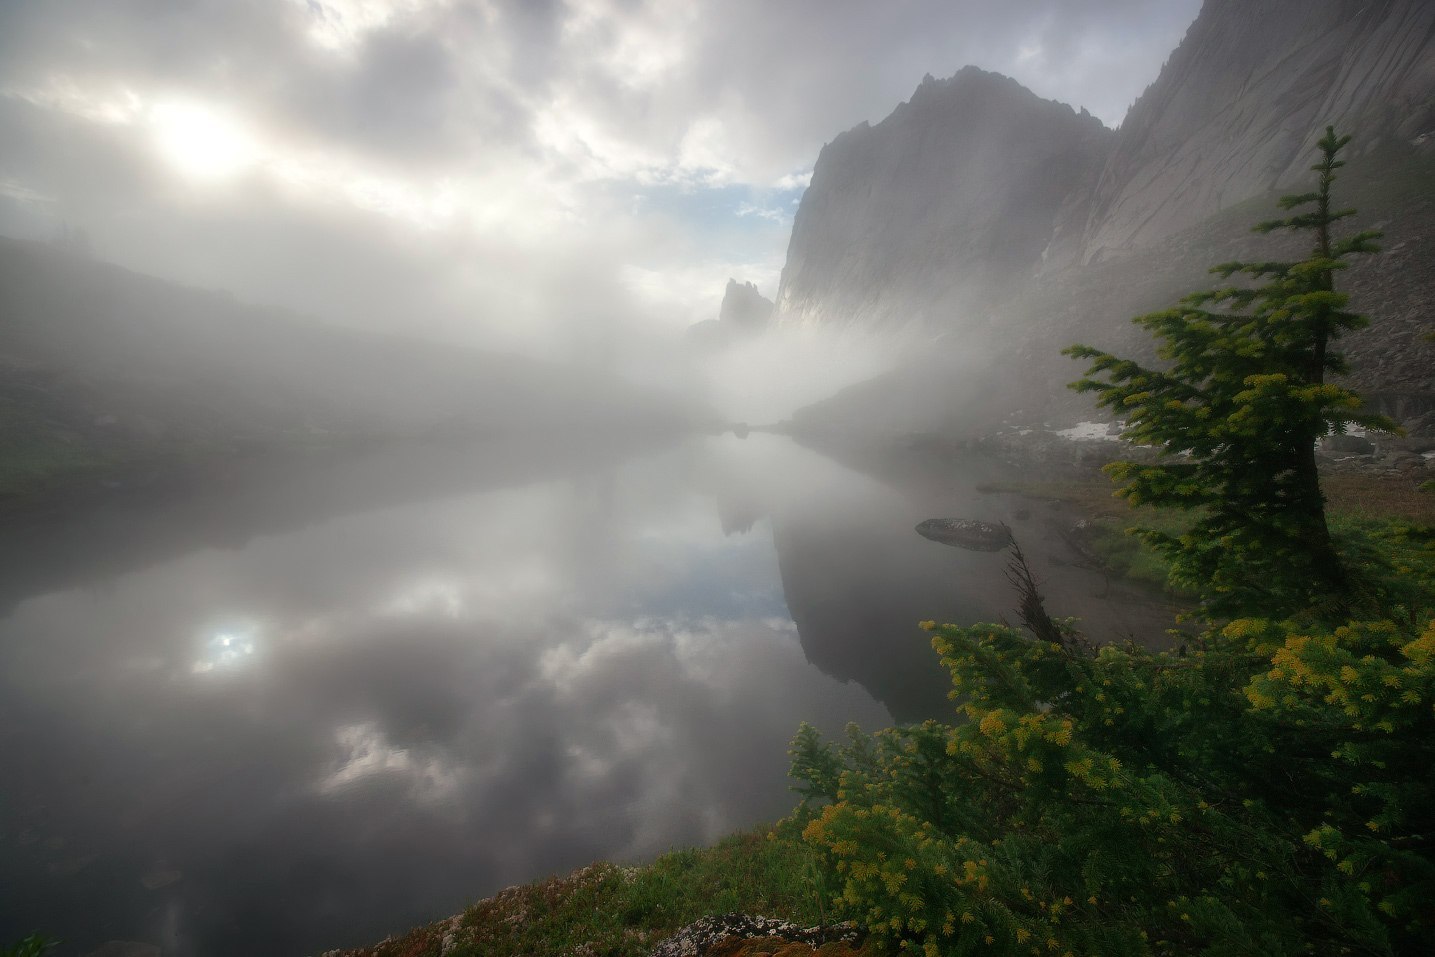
xmin=791 ymin=614 xmax=1435 ymax=956
xmin=1066 ymin=129 xmax=1391 ymax=621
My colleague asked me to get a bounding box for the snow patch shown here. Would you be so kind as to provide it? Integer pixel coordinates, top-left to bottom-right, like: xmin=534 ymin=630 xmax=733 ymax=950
xmin=1055 ymin=421 xmax=1121 ymax=442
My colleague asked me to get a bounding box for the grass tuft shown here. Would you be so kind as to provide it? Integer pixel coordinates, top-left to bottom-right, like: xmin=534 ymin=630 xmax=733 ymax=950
xmin=323 ymin=826 xmax=860 ymax=957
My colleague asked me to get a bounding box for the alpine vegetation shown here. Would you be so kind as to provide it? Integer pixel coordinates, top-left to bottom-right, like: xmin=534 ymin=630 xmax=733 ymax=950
xmin=1065 ymin=129 xmax=1391 ymax=621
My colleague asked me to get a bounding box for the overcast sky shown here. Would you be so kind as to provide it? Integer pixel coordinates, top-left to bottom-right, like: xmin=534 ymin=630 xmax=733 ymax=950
xmin=0 ymin=0 xmax=1202 ymax=358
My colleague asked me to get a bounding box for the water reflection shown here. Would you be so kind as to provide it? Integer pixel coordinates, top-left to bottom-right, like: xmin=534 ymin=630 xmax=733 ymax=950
xmin=0 ymin=435 xmax=1176 ymax=956
xmin=192 ymin=623 xmax=261 ymax=675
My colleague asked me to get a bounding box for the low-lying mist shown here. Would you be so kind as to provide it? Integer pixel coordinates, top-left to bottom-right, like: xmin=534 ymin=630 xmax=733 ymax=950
xmin=680 ymin=323 xmax=910 ymax=426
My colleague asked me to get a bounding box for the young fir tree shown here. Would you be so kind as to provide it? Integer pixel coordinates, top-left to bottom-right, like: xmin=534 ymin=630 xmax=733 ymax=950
xmin=1064 ymin=128 xmax=1391 ymax=620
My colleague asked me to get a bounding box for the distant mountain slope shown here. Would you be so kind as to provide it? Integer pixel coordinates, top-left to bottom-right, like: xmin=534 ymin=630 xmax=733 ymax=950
xmin=775 ymin=67 xmax=1111 ymax=330
xmin=792 ymin=148 xmax=1435 ymax=439
xmin=0 ymin=236 xmax=699 ymax=499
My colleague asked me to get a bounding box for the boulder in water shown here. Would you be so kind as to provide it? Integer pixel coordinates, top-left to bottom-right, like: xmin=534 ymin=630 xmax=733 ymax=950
xmin=915 ymin=518 xmax=1012 ymax=552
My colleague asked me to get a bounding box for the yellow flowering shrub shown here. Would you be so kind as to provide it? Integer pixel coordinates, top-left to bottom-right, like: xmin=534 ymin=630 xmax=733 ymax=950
xmin=789 ymin=614 xmax=1435 ymax=955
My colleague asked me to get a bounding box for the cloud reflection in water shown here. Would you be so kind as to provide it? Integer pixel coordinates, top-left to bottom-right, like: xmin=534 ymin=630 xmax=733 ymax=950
xmin=0 ymin=437 xmax=896 ymax=957
xmin=191 ymin=621 xmax=261 ymax=674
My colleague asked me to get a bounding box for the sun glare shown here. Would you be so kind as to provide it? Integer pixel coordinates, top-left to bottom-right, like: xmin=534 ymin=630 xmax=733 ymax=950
xmin=150 ymin=99 xmax=259 ymax=181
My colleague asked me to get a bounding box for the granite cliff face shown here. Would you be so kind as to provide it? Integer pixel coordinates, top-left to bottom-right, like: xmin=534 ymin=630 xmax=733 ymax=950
xmin=779 ymin=0 xmax=1435 ymax=326
xmin=774 ymin=67 xmax=1111 ymax=330
xmin=1065 ymin=0 xmax=1435 ymax=265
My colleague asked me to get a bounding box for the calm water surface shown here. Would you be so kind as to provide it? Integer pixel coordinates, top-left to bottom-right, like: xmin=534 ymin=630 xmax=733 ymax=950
xmin=0 ymin=434 xmax=1176 ymax=956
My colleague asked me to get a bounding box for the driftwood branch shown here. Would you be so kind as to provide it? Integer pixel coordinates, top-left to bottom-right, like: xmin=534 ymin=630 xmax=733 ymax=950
xmin=1004 ymin=530 xmax=1094 ymax=655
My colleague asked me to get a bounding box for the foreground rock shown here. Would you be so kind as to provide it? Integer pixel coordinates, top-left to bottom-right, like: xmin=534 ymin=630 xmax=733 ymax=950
xmin=650 ymin=915 xmax=867 ymax=957
xmin=915 ymin=518 xmax=1013 ymax=552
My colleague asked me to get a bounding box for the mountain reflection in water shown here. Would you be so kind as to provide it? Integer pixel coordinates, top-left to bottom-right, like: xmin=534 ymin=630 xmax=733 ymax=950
xmin=0 ymin=434 xmax=1177 ymax=956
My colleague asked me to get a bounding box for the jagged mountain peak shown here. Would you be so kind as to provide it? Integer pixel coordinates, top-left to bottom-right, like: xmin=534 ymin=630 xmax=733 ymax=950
xmin=776 ymin=67 xmax=1112 ymax=330
xmin=718 ymin=278 xmax=774 ymax=331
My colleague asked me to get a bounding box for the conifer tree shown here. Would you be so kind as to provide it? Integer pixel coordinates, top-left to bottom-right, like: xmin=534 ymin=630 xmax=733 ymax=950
xmin=1064 ymin=128 xmax=1390 ymax=620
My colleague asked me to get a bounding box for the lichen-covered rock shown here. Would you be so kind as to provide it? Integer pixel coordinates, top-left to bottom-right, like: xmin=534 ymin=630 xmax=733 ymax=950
xmin=648 ymin=915 xmax=860 ymax=957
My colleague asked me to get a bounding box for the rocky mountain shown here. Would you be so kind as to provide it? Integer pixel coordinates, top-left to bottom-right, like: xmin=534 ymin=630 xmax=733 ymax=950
xmin=686 ymin=277 xmax=774 ymax=347
xmin=718 ymin=279 xmax=774 ymax=331
xmin=778 ymin=0 xmax=1435 ymax=437
xmin=1065 ymin=0 xmax=1435 ymax=265
xmin=775 ymin=66 xmax=1111 ymax=329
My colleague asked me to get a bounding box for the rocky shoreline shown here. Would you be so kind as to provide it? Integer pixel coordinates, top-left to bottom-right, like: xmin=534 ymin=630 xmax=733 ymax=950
xmin=963 ymin=420 xmax=1435 ymax=482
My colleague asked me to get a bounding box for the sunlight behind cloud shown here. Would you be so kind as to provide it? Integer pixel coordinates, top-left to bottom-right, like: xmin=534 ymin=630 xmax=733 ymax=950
xmin=0 ymin=0 xmax=1205 ymax=354
xmin=191 ymin=620 xmax=262 ymax=675
xmin=150 ymin=99 xmax=260 ymax=181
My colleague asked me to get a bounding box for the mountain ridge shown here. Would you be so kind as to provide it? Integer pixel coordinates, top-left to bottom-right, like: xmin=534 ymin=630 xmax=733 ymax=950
xmin=774 ymin=0 xmax=1435 ymax=437
xmin=775 ymin=66 xmax=1111 ymax=330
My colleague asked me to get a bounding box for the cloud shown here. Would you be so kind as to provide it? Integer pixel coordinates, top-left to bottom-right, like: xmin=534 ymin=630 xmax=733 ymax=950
xmin=0 ymin=444 xmax=899 ymax=950
xmin=319 ymin=720 xmax=463 ymax=803
xmin=735 ymin=202 xmax=789 ymax=224
xmin=0 ymin=0 xmax=1202 ymax=355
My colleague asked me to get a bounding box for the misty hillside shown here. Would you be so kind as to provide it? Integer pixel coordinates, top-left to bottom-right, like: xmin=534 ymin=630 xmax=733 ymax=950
xmin=780 ymin=0 xmax=1435 ymax=439
xmin=0 ymin=236 xmax=702 ymax=499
